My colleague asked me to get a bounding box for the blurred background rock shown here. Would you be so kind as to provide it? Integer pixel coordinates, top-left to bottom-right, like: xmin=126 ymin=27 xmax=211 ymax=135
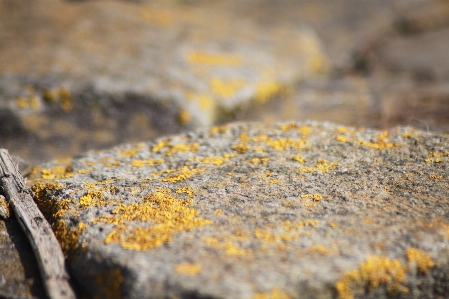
xmin=0 ymin=0 xmax=448 ymax=164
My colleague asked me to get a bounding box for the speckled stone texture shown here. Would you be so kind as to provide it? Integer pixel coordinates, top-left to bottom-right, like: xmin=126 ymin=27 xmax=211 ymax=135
xmin=30 ymin=121 xmax=449 ymax=299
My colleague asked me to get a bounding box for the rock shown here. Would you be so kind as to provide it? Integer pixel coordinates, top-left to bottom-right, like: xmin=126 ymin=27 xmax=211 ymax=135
xmin=29 ymin=121 xmax=449 ymax=299
xmin=0 ymin=196 xmax=47 ymax=299
xmin=0 ymin=0 xmax=327 ymax=164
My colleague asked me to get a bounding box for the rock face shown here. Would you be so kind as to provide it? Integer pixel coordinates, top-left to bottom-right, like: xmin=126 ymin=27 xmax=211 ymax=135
xmin=30 ymin=121 xmax=449 ymax=299
xmin=0 ymin=0 xmax=327 ymax=163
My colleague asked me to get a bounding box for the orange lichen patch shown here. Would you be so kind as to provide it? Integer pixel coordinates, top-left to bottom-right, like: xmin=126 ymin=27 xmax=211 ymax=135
xmin=131 ymin=159 xmax=164 ymax=168
xmin=265 ymin=138 xmax=309 ymax=151
xmin=214 ymin=209 xmax=223 ymax=215
xmin=16 ymin=95 xmax=41 ymax=110
xmin=336 ymin=135 xmax=350 ymax=143
xmin=255 ymin=81 xmax=283 ymax=103
xmin=165 ymin=143 xmax=200 ymax=156
xmin=329 ymin=222 xmax=339 ymax=228
xmin=337 ymin=127 xmax=351 ymax=133
xmin=161 ymin=166 xmax=206 ymax=182
xmin=53 ymin=219 xmax=85 ymax=255
xmin=239 ymin=133 xmax=251 ymax=142
xmin=300 ymin=159 xmax=339 ymax=173
xmin=203 ymin=237 xmax=251 ymax=257
xmin=233 ymin=143 xmax=251 ymax=153
xmin=406 ymin=248 xmax=435 ymax=274
xmin=119 ymin=144 xmax=144 ymax=158
xmin=0 ymin=196 xmax=12 ymax=218
xmin=357 ymin=132 xmax=399 ymax=150
xmin=32 ymin=182 xmax=64 ymax=218
xmin=425 ymin=158 xmax=442 ymax=163
xmin=96 ymin=268 xmax=124 ymax=299
xmin=335 ymin=255 xmax=408 ymax=299
xmin=178 ymin=109 xmax=191 ymax=125
xmin=200 ymin=156 xmax=230 ymax=165
xmin=265 ymin=178 xmax=282 ymax=184
xmin=175 ymin=263 xmax=202 ymax=276
xmin=280 ymin=124 xmax=312 ymax=136
xmin=293 ymin=154 xmax=305 ymax=163
xmin=307 ymin=245 xmax=333 ymax=255
xmin=41 ymin=165 xmax=74 ymax=179
xmin=300 ymin=194 xmax=323 ymax=201
xmin=176 ymin=186 xmax=195 ymax=198
xmin=98 ymin=191 xmax=212 ymax=251
xmin=281 ymin=219 xmax=319 ymax=231
xmin=77 ymin=169 xmax=92 ymax=174
xmin=210 ymin=78 xmax=246 ymax=97
xmin=152 ymin=140 xmax=171 ymax=153
xmin=252 ymin=288 xmax=291 ymax=299
xmin=430 ymin=174 xmax=443 ymax=180
xmin=209 ymin=125 xmax=230 ymax=135
xmin=186 ymin=51 xmax=242 ymax=66
xmin=252 ymin=135 xmax=269 ymax=142
xmin=79 ymin=190 xmax=114 ymax=207
xmin=254 ymin=228 xmax=301 ymax=243
xmin=249 ymin=158 xmax=269 ymax=164
xmin=104 ymin=161 xmax=121 ymax=167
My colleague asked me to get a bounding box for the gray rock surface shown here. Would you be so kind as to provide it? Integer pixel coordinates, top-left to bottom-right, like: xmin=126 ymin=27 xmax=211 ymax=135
xmin=29 ymin=121 xmax=449 ymax=299
xmin=0 ymin=0 xmax=327 ymax=163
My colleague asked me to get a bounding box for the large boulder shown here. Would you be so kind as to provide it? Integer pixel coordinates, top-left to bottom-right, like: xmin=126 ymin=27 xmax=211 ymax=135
xmin=29 ymin=121 xmax=449 ymax=298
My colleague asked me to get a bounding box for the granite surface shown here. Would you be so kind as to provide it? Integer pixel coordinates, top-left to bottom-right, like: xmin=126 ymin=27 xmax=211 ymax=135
xmin=27 ymin=121 xmax=449 ymax=299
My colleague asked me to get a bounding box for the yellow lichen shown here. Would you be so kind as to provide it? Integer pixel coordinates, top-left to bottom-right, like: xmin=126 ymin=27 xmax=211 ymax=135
xmin=335 ymin=255 xmax=408 ymax=299
xmin=175 ymin=263 xmax=202 ymax=276
xmin=249 ymin=158 xmax=269 ymax=164
xmin=203 ymin=237 xmax=251 ymax=257
xmin=41 ymin=165 xmax=74 ymax=179
xmin=336 ymin=135 xmax=350 ymax=143
xmin=266 ymin=138 xmax=308 ymax=151
xmin=104 ymin=161 xmax=120 ymax=167
xmin=256 ymin=81 xmax=283 ymax=103
xmin=252 ymin=288 xmax=291 ymax=299
xmin=233 ymin=143 xmax=251 ymax=153
xmin=178 ymin=109 xmax=191 ymax=125
xmin=97 ymin=191 xmax=212 ymax=251
xmin=406 ymin=248 xmax=434 ymax=274
xmin=300 ymin=194 xmax=323 ymax=201
xmin=131 ymin=159 xmax=164 ymax=167
xmin=209 ymin=125 xmax=230 ymax=135
xmin=186 ymin=51 xmax=242 ymax=66
xmin=119 ymin=144 xmax=144 ymax=158
xmin=152 ymin=140 xmax=170 ymax=153
xmin=79 ymin=190 xmax=106 ymax=207
xmin=0 ymin=196 xmax=12 ymax=218
xmin=77 ymin=169 xmax=92 ymax=174
xmin=161 ymin=166 xmax=206 ymax=182
xmin=210 ymin=78 xmax=246 ymax=97
xmin=166 ymin=143 xmax=199 ymax=156
xmin=307 ymin=245 xmax=333 ymax=255
xmin=300 ymin=159 xmax=339 ymax=173
xmin=53 ymin=219 xmax=81 ymax=255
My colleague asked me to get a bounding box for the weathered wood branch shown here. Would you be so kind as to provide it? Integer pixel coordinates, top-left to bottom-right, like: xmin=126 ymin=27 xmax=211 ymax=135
xmin=0 ymin=149 xmax=76 ymax=299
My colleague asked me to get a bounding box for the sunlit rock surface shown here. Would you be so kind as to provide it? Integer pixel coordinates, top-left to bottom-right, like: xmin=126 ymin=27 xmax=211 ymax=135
xmin=30 ymin=121 xmax=449 ymax=299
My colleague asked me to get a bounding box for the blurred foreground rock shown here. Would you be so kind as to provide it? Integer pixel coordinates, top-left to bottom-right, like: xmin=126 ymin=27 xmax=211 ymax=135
xmin=27 ymin=121 xmax=449 ymax=299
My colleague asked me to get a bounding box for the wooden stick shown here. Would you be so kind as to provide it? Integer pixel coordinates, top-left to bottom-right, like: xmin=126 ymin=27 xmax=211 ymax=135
xmin=0 ymin=149 xmax=76 ymax=299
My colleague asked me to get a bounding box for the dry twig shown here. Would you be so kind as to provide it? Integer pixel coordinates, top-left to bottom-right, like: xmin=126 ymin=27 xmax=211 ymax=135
xmin=0 ymin=149 xmax=76 ymax=299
